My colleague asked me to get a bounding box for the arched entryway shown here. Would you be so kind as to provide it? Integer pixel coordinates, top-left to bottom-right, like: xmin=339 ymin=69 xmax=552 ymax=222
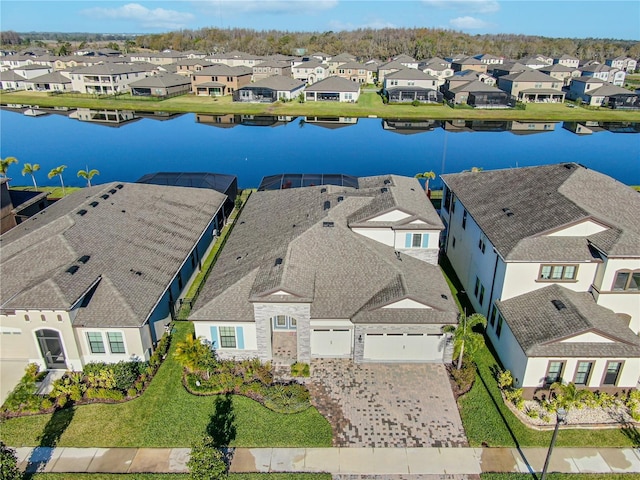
xmin=271 ymin=315 xmax=297 ymax=362
xmin=35 ymin=329 xmax=67 ymax=369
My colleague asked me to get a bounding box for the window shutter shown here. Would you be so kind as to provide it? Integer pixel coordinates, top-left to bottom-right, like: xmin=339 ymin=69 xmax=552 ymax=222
xmin=421 ymin=234 xmax=429 ymax=248
xmin=405 ymin=233 xmax=412 ymax=248
xmin=236 ymin=326 xmax=245 ymax=349
xmin=210 ymin=326 xmax=218 ymax=349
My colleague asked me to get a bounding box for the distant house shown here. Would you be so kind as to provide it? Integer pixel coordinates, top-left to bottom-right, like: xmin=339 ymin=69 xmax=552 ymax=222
xmin=451 ymin=56 xmax=487 ymax=74
xmin=11 ymin=64 xmax=53 ymax=80
xmin=567 ymin=77 xmax=639 ymax=109
xmin=376 ymin=61 xmax=409 ymax=83
xmin=474 ymin=54 xmax=504 ymax=65
xmin=327 ymin=53 xmax=357 ymax=75
xmin=129 ymin=73 xmax=191 ymax=97
xmin=491 ymin=62 xmax=531 ymax=78
xmin=234 ymin=76 xmax=305 ymax=103
xmin=419 ymin=58 xmax=454 ymax=86
xmin=539 ymin=64 xmax=580 ymax=86
xmin=68 ymin=64 xmax=151 ymax=94
xmin=497 ymin=70 xmax=565 ymax=103
xmin=304 ymin=76 xmax=360 ymax=102
xmin=189 ymin=175 xmax=458 ymax=365
xmin=27 ymin=71 xmax=72 ymax=92
xmin=0 ymin=182 xmax=228 ymax=399
xmin=206 ymin=50 xmax=264 ymax=68
xmin=605 ymin=56 xmax=637 ymax=73
xmin=176 ymin=59 xmax=212 ymax=76
xmin=129 ymin=50 xmax=186 ymax=65
xmin=252 ymin=60 xmax=292 ymax=82
xmin=0 ymin=70 xmax=26 ymax=90
xmin=579 ymin=63 xmax=626 ymax=86
xmin=191 ymin=64 xmax=252 ymax=96
xmin=335 ymin=61 xmax=370 ymax=84
xmin=384 ymin=69 xmax=441 ymax=103
xmin=444 ymin=79 xmax=511 ymax=108
xmin=291 ymin=60 xmax=329 ymax=84
xmin=392 ymin=54 xmax=419 ymax=69
xmin=519 ymin=55 xmax=553 ymax=69
xmin=553 ymin=54 xmax=580 ymax=69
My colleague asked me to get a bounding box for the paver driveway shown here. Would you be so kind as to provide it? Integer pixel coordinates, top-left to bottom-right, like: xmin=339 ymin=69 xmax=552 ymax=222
xmin=308 ymin=359 xmax=467 ymax=448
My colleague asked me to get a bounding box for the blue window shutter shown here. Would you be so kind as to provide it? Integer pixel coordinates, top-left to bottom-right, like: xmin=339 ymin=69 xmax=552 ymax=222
xmin=422 ymin=234 xmax=429 ymax=248
xmin=210 ymin=326 xmax=218 ymax=349
xmin=405 ymin=233 xmax=412 ymax=248
xmin=236 ymin=326 xmax=244 ymax=349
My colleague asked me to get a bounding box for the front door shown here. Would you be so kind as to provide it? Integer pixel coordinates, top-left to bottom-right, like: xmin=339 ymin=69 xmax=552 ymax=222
xmin=36 ymin=329 xmax=67 ymax=369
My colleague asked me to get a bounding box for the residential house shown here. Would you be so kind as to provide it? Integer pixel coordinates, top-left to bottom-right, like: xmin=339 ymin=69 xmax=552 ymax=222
xmin=335 ymin=61 xmax=370 ymax=83
xmin=129 ymin=51 xmax=186 ymax=65
xmin=497 ymin=70 xmax=565 ymax=103
xmin=0 ymin=55 xmax=34 ymax=69
xmin=307 ymin=52 xmax=332 ymax=63
xmin=234 ymin=76 xmax=305 ymax=103
xmin=519 ymin=55 xmax=553 ymax=69
xmin=508 ymin=121 xmax=556 ymax=134
xmin=443 ymin=80 xmax=511 ymax=108
xmin=181 ymin=50 xmax=208 ymax=59
xmin=384 ymin=69 xmax=442 ymax=103
xmin=606 ymin=56 xmax=637 ymax=73
xmin=0 ymin=182 xmax=228 ymax=400
xmin=207 ymin=51 xmax=264 ymax=68
xmin=579 ymin=63 xmax=626 ymax=86
xmin=491 ymin=62 xmax=531 ymax=78
xmin=252 ymin=60 xmax=292 ymax=82
xmin=129 ymin=73 xmax=192 ymax=97
xmin=304 ymin=76 xmax=360 ymax=102
xmin=451 ymin=56 xmax=488 ymax=74
xmin=392 ymin=54 xmax=419 ymax=69
xmin=377 ymin=61 xmax=410 ymax=83
xmin=69 ymin=109 xmax=140 ymax=127
xmin=11 ymin=64 xmax=53 ymax=80
xmin=419 ymin=59 xmax=454 ymax=86
xmin=69 ymin=64 xmax=151 ymax=94
xmin=554 ymin=54 xmax=580 ymax=69
xmin=327 ymin=53 xmax=357 ymax=75
xmin=52 ymin=56 xmax=86 ymax=70
xmin=439 ymin=164 xmax=640 ymax=395
xmin=291 ymin=60 xmax=330 ymax=84
xmin=27 ymin=71 xmax=73 ymax=92
xmin=191 ymin=64 xmax=252 ymax=96
xmin=539 ymin=64 xmax=580 ymax=86
xmin=189 ymin=175 xmax=458 ymax=364
xmin=0 ymin=70 xmax=26 ymax=90
xmin=474 ymin=54 xmax=504 ymax=65
xmin=567 ymin=77 xmax=639 ymax=109
xmin=176 ymin=59 xmax=212 ymax=76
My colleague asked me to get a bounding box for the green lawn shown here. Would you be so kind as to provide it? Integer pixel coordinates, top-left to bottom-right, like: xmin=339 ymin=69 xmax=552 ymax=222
xmin=9 ymin=185 xmax=82 ymax=200
xmin=0 ymin=322 xmax=332 ymax=448
xmin=3 ymin=90 xmax=640 ymax=121
xmin=31 ymin=475 xmax=330 ymax=480
xmin=482 ymin=474 xmax=637 ymax=480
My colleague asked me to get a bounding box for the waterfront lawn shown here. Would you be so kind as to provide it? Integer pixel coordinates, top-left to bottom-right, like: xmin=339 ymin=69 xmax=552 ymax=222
xmin=0 ymin=322 xmax=332 ymax=448
xmin=31 ymin=475 xmax=331 ymax=480
xmin=482 ymin=474 xmax=635 ymax=480
xmin=459 ymin=345 xmax=637 ymax=448
xmin=10 ymin=185 xmax=82 ymax=199
xmin=3 ymin=90 xmax=640 ymax=121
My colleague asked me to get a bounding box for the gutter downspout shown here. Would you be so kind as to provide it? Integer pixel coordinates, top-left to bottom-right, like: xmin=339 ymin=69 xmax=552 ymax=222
xmin=487 ymin=248 xmax=501 ymax=318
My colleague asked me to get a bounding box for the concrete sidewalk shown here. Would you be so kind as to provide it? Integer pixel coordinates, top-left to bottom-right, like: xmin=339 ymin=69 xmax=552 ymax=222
xmin=13 ymin=446 xmax=640 ymax=475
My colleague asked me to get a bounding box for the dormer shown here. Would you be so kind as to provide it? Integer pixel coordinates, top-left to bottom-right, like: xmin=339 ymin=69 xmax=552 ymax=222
xmin=544 ymin=217 xmax=610 ymax=237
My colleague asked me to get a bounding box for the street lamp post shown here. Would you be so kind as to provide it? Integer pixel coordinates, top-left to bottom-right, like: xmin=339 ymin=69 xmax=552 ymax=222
xmin=540 ymin=407 xmax=567 ymax=480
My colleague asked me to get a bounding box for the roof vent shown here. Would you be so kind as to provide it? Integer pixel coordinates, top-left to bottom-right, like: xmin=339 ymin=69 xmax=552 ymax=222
xmin=564 ymin=164 xmax=574 ymax=170
xmin=116 ymin=184 xmax=124 ymax=189
xmin=337 ymin=196 xmax=344 ymax=202
xmin=395 ymin=251 xmax=401 ymax=260
xmin=384 ymin=179 xmax=391 ymax=185
xmin=274 ymin=258 xmax=283 ymax=266
xmin=130 ymin=269 xmax=142 ymax=276
xmin=89 ymin=201 xmax=99 ymax=207
xmin=109 ymin=188 xmax=117 ymax=194
xmin=323 ymin=200 xmax=330 ymax=210
xmin=381 ymin=187 xmax=388 ymax=193
xmin=502 ymin=207 xmax=514 ymax=217
xmin=77 ymin=209 xmax=87 ymax=216
xmin=78 ymin=255 xmax=90 ymax=264
xmin=551 ymin=299 xmax=566 ymax=311
xmin=322 ymin=221 xmax=334 ymax=227
xmin=101 ymin=194 xmax=109 ymax=200
xmin=66 ymin=265 xmax=79 ymax=275
xmin=320 ymin=188 xmax=327 ymax=193
xmin=441 ymin=294 xmax=448 ymax=300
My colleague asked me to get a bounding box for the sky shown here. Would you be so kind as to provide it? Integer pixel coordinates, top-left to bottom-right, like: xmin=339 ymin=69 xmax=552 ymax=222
xmin=1 ymin=0 xmax=639 ymax=40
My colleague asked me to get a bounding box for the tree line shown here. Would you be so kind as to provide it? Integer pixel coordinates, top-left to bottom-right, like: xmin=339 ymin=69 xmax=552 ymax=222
xmin=2 ymin=28 xmax=638 ymax=62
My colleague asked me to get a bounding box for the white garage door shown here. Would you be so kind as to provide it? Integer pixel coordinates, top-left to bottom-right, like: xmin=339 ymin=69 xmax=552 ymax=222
xmin=363 ymin=333 xmax=443 ymax=362
xmin=311 ymin=329 xmax=352 ymax=357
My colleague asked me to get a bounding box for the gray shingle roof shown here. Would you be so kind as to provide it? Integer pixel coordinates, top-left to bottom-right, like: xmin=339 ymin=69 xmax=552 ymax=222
xmin=304 ymin=76 xmax=360 ymax=92
xmin=29 ymin=71 xmax=72 ymax=84
xmin=198 ymin=64 xmax=252 ymax=76
xmin=243 ymin=75 xmax=304 ymax=91
xmin=386 ymin=69 xmax=438 ymax=81
xmin=190 ymin=176 xmax=457 ymax=325
xmin=496 ymin=284 xmax=640 ymax=357
xmin=0 ymin=183 xmax=227 ymax=327
xmin=128 ymin=73 xmax=191 ymax=88
xmin=441 ymin=163 xmax=640 ymax=260
xmin=74 ymin=64 xmax=150 ymax=75
xmin=502 ymin=70 xmax=556 ymax=82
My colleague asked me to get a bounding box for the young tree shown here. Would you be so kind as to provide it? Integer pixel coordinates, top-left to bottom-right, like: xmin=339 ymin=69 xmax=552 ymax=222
xmin=444 ymin=313 xmax=487 ymax=370
xmin=550 ymin=381 xmax=593 ymax=411
xmin=0 ymin=156 xmax=18 ymax=186
xmin=187 ymin=435 xmax=227 ymax=480
xmin=173 ymin=333 xmax=217 ymax=375
xmin=415 ymin=171 xmax=436 ymax=195
xmin=22 ymin=162 xmax=40 ymax=189
xmin=77 ymin=167 xmax=100 ymax=187
xmin=48 ymin=165 xmax=67 ymax=196
xmin=0 ymin=442 xmax=20 ymax=480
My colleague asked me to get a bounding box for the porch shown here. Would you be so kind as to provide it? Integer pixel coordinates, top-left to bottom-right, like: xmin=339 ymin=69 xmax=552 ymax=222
xmin=519 ymin=89 xmax=565 ymax=103
xmin=195 ymin=82 xmax=225 ymax=96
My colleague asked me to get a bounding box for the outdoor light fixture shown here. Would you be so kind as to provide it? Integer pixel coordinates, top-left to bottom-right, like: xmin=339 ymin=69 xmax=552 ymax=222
xmin=541 ymin=407 xmax=567 ymax=480
xmin=358 ymin=335 xmax=362 ymax=342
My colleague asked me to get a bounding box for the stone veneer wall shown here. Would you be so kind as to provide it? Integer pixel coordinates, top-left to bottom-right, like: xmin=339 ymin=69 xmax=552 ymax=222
xmin=398 ymin=248 xmax=439 ymax=265
xmin=253 ymin=302 xmax=311 ymax=363
xmin=353 ymin=323 xmax=452 ymax=363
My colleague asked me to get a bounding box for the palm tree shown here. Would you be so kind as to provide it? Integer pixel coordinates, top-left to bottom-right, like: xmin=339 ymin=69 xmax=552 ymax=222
xmin=22 ymin=163 xmax=40 ymax=190
xmin=1 ymin=156 xmax=18 ymax=186
xmin=415 ymin=171 xmax=436 ymax=195
xmin=48 ymin=165 xmax=67 ymax=196
xmin=550 ymin=381 xmax=594 ymax=411
xmin=77 ymin=167 xmax=100 ymax=187
xmin=173 ymin=334 xmax=217 ymax=375
xmin=444 ymin=313 xmax=487 ymax=370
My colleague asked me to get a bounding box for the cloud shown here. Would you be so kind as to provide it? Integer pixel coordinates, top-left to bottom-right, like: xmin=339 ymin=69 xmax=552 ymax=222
xmin=423 ymin=0 xmax=500 ymax=13
xmin=328 ymin=19 xmax=397 ymax=31
xmin=81 ymin=3 xmax=195 ymax=30
xmin=449 ymin=16 xmax=491 ymax=29
xmin=196 ymin=0 xmax=338 ymax=15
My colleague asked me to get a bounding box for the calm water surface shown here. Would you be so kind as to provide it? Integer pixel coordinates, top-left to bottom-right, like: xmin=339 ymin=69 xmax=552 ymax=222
xmin=1 ymin=109 xmax=638 ymax=188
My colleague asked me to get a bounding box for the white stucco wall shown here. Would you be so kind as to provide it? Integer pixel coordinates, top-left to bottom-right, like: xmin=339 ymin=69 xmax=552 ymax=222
xmin=486 ymin=313 xmax=528 ymax=387
xmin=351 ymin=227 xmax=395 ymax=246
xmin=523 ymin=357 xmax=640 ymax=388
xmin=591 ymin=257 xmax=640 ymax=333
xmin=194 ymin=322 xmax=259 ymax=354
xmin=547 ymin=220 xmax=608 ymax=237
xmin=370 ymin=210 xmax=411 ymax=222
xmin=74 ymin=327 xmax=148 ymax=364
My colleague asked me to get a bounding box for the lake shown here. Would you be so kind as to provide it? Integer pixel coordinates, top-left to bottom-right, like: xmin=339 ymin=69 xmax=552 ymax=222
xmin=1 ymin=108 xmax=639 ymax=189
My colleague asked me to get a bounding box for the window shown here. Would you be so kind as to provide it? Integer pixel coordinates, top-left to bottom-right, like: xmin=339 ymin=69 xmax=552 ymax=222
xmin=479 ymin=285 xmax=485 ymax=305
xmin=107 ymin=332 xmax=126 ymax=354
xmin=489 ymin=306 xmax=497 ymax=327
xmin=545 ymin=361 xmax=564 ymax=385
xmin=603 ymin=361 xmax=622 ymax=385
xmin=612 ymin=270 xmax=640 ymax=291
xmin=87 ymin=332 xmax=105 ymax=353
xmin=539 ymin=264 xmax=578 ymax=281
xmin=451 ymin=196 xmax=456 ymax=214
xmin=412 ymin=234 xmax=422 ymax=248
xmin=219 ymin=326 xmax=236 ymax=348
xmin=405 ymin=233 xmax=428 ymax=249
xmin=478 ymin=237 xmax=486 ymax=253
xmin=474 ymin=277 xmax=480 ymax=297
xmin=462 ymin=210 xmax=467 ymax=229
xmin=496 ymin=313 xmax=503 ymax=338
xmin=452 ymin=237 xmax=456 ymax=249
xmin=574 ymin=361 xmax=592 ymax=385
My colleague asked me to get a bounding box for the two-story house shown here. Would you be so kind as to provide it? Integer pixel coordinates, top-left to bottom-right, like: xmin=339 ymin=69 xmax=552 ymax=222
xmin=384 ymin=69 xmax=442 ymax=103
xmin=252 ymin=60 xmax=292 ymax=82
xmin=440 ymin=164 xmax=640 ymax=397
xmin=69 ymin=63 xmax=151 ymax=94
xmin=191 ymin=64 xmax=252 ymax=96
xmin=291 ymin=60 xmax=329 ymax=84
xmin=497 ymin=70 xmax=565 ymax=103
xmin=605 ymin=56 xmax=637 ymax=73
xmin=567 ymin=76 xmax=639 ymax=108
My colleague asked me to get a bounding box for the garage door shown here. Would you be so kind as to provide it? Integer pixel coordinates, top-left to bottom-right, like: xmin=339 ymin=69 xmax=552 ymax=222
xmin=311 ymin=329 xmax=352 ymax=357
xmin=363 ymin=333 xmax=443 ymax=362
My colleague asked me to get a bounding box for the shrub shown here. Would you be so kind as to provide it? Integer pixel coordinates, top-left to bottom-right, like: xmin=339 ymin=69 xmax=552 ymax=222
xmin=0 ymin=442 xmax=20 ymax=480
xmin=111 ymin=361 xmax=147 ymax=391
xmin=411 ymin=99 xmax=421 ymax=107
xmin=57 ymin=395 xmax=69 ymax=409
xmin=497 ymin=370 xmax=514 ymax=390
xmin=526 ymin=408 xmax=539 ymax=419
xmin=2 ymin=365 xmax=40 ymax=413
xmin=85 ymin=388 xmax=125 ymax=401
xmin=263 ymin=383 xmax=310 ymax=413
xmin=450 ymin=361 xmax=476 ymax=393
xmin=290 ymin=362 xmax=310 ymax=377
xmin=135 ymin=381 xmax=144 ymax=392
xmin=41 ymin=398 xmax=54 ymax=410
xmin=187 ymin=435 xmax=227 ymax=480
xmin=24 ymin=363 xmax=40 ymax=382
xmin=504 ymin=388 xmax=525 ymax=410
xmin=127 ymin=388 xmax=137 ymax=398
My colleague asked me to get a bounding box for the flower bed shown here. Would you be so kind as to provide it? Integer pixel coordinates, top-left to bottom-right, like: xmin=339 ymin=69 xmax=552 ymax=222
xmin=0 ymin=332 xmax=171 ymax=419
